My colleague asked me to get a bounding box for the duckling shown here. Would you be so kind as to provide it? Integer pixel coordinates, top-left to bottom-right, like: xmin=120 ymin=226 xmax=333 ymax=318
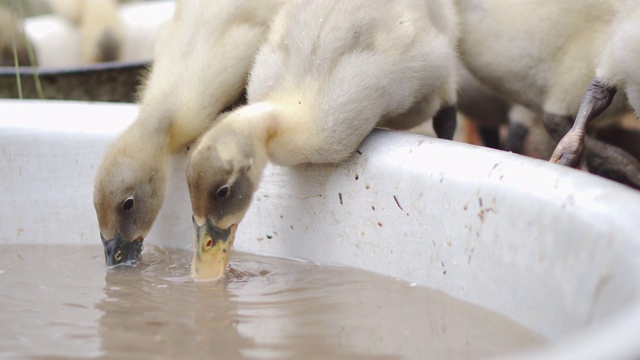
xmin=93 ymin=0 xmax=286 ymax=267
xmin=457 ymin=68 xmax=550 ymax=156
xmin=186 ymin=0 xmax=459 ymax=279
xmin=0 ymin=6 xmax=32 ymax=66
xmin=456 ymin=60 xmax=509 ymax=149
xmin=457 ymin=60 xmax=540 ymax=153
xmin=47 ymin=0 xmax=124 ymax=63
xmin=454 ymin=0 xmax=640 ymax=188
xmin=551 ymin=0 xmax=640 ymax=174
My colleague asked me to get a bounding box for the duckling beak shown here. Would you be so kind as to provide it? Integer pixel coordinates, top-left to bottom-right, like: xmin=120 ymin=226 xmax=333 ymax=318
xmin=102 ymin=233 xmax=143 ymax=267
xmin=191 ymin=217 xmax=237 ymax=280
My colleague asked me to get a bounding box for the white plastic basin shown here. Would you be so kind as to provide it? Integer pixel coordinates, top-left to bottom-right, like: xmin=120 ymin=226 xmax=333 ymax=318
xmin=1 ymin=100 xmax=640 ymax=359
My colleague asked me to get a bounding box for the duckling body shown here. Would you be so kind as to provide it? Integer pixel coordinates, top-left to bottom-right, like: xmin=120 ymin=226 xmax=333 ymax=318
xmin=94 ymin=0 xmax=286 ymax=266
xmin=187 ymin=0 xmax=459 ymax=279
xmin=454 ymin=0 xmax=640 ymax=188
xmin=253 ymin=0 xmax=458 ymax=162
xmin=585 ymin=0 xmax=640 ymax=116
xmin=455 ymin=0 xmax=624 ymax=116
xmin=457 ymin=63 xmax=554 ymax=156
xmin=603 ymin=1 xmax=640 ymax=116
xmin=552 ymin=0 xmax=640 ymax=176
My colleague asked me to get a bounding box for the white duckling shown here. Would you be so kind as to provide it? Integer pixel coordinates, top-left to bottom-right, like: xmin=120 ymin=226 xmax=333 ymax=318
xmin=0 ymin=6 xmax=32 ymax=66
xmin=457 ymin=60 xmax=540 ymax=153
xmin=93 ymin=0 xmax=286 ymax=266
xmin=457 ymin=64 xmax=551 ymax=156
xmin=456 ymin=60 xmax=509 ymax=149
xmin=453 ymin=0 xmax=640 ymax=188
xmin=552 ymin=0 xmax=640 ymax=179
xmin=47 ymin=0 xmax=124 ymax=63
xmin=186 ymin=0 xmax=460 ymax=279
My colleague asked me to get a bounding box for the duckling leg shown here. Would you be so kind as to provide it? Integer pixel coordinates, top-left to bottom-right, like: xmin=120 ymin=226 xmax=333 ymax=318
xmin=432 ymin=104 xmax=457 ymax=140
xmin=544 ymin=113 xmax=640 ymax=189
xmin=505 ymin=123 xmax=528 ymax=153
xmin=542 ymin=113 xmax=572 ymax=143
xmin=504 ymin=105 xmax=537 ymax=154
xmin=477 ymin=126 xmax=501 ymax=149
xmin=584 ymin=136 xmax=640 ymax=189
xmin=549 ymin=79 xmax=617 ymax=167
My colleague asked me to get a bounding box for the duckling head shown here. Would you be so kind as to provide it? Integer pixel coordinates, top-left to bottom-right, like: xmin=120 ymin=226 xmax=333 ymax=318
xmin=186 ymin=124 xmax=267 ymax=280
xmin=93 ymin=137 xmax=168 ymax=268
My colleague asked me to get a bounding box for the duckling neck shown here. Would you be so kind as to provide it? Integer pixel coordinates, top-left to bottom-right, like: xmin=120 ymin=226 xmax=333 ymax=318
xmin=121 ymin=113 xmax=172 ymax=161
xmin=222 ymin=102 xmax=280 ymax=153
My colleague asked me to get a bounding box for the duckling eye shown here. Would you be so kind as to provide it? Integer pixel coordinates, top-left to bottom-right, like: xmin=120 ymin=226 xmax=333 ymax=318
xmin=123 ymin=197 xmax=134 ymax=213
xmin=216 ymin=185 xmax=230 ymax=199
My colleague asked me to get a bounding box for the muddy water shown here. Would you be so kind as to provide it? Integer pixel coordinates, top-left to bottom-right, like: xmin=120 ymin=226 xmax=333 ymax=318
xmin=0 ymin=245 xmax=545 ymax=359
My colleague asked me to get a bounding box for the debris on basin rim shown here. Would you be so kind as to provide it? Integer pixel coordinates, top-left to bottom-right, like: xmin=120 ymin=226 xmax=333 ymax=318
xmin=1 ymin=100 xmax=640 ymax=359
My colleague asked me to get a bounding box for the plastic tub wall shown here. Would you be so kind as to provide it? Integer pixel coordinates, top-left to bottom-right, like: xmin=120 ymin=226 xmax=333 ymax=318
xmin=1 ymin=100 xmax=640 ymax=359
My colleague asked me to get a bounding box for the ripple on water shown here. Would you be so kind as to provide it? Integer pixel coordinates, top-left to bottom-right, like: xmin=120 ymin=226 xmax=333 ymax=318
xmin=0 ymin=245 xmax=547 ymax=359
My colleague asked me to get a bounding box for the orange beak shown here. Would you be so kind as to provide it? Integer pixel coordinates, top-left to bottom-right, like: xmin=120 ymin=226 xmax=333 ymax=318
xmin=191 ymin=217 xmax=237 ymax=280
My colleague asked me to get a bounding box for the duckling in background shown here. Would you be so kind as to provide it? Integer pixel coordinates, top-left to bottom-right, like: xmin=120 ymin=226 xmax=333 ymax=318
xmin=456 ymin=64 xmax=553 ymax=156
xmin=457 ymin=60 xmax=537 ymax=153
xmin=456 ymin=60 xmax=509 ymax=149
xmin=186 ymin=0 xmax=459 ymax=279
xmin=552 ymin=0 xmax=640 ymax=173
xmin=0 ymin=6 xmax=33 ymax=66
xmin=93 ymin=0 xmax=286 ymax=267
xmin=454 ymin=0 xmax=640 ymax=188
xmin=47 ymin=0 xmax=123 ymax=63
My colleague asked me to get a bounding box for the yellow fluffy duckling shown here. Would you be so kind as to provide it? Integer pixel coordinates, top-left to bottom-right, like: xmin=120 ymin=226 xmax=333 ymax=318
xmin=186 ymin=0 xmax=459 ymax=279
xmin=93 ymin=0 xmax=286 ymax=267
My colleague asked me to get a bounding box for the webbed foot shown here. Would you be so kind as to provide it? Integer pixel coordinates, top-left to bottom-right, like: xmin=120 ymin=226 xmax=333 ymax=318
xmin=549 ymin=130 xmax=584 ymax=168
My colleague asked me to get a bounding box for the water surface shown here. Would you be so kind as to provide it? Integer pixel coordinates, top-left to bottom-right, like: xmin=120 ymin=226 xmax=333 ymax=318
xmin=0 ymin=245 xmax=545 ymax=359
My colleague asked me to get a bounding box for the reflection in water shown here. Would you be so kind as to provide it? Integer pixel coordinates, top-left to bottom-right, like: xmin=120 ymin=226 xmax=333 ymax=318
xmin=0 ymin=245 xmax=546 ymax=359
xmin=97 ymin=248 xmax=252 ymax=359
xmin=0 ymin=244 xmax=105 ymax=358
